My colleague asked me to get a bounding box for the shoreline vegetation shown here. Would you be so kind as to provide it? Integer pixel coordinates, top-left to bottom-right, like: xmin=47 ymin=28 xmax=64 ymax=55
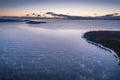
xmin=83 ymin=31 xmax=120 ymax=58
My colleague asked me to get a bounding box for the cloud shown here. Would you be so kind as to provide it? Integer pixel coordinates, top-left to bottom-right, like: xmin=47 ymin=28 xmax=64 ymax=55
xmin=104 ymin=13 xmax=119 ymax=17
xmin=46 ymin=12 xmax=120 ymax=20
xmin=46 ymin=12 xmax=69 ymax=18
xmin=97 ymin=13 xmax=120 ymax=20
xmin=46 ymin=12 xmax=92 ymax=19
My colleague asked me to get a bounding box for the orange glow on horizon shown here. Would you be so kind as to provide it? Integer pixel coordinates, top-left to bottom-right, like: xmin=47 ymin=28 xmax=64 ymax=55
xmin=0 ymin=12 xmax=25 ymax=16
xmin=0 ymin=10 xmax=120 ymax=17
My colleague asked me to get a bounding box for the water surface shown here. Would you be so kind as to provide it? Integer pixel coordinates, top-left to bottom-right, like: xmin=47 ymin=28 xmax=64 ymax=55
xmin=0 ymin=19 xmax=120 ymax=80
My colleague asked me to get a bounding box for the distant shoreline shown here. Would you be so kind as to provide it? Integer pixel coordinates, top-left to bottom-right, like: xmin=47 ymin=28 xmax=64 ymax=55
xmin=83 ymin=31 xmax=120 ymax=57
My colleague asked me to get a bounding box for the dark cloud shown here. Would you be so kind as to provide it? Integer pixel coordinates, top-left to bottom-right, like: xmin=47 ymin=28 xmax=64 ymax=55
xmin=97 ymin=13 xmax=120 ymax=20
xmin=46 ymin=12 xmax=120 ymax=20
xmin=46 ymin=12 xmax=69 ymax=18
xmin=104 ymin=13 xmax=119 ymax=17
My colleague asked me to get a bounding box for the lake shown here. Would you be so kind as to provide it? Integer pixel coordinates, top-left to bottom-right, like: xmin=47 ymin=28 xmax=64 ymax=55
xmin=0 ymin=19 xmax=120 ymax=80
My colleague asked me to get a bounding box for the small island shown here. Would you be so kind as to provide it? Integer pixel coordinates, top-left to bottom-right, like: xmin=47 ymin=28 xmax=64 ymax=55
xmin=25 ymin=20 xmax=47 ymax=24
xmin=0 ymin=18 xmax=23 ymax=22
xmin=0 ymin=18 xmax=47 ymax=24
xmin=83 ymin=31 xmax=120 ymax=57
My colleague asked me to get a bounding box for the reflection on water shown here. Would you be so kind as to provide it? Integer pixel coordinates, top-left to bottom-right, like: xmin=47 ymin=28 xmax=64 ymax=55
xmin=0 ymin=20 xmax=120 ymax=80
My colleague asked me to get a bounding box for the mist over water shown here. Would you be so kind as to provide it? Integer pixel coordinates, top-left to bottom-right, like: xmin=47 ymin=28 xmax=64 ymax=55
xmin=0 ymin=19 xmax=120 ymax=80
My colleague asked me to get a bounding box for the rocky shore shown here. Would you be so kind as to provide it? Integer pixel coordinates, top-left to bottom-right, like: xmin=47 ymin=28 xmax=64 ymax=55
xmin=84 ymin=31 xmax=120 ymax=57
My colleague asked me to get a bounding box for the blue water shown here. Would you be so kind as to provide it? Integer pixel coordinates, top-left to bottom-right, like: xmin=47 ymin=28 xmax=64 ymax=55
xmin=0 ymin=19 xmax=120 ymax=80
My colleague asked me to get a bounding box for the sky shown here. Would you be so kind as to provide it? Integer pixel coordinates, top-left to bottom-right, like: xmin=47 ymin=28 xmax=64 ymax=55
xmin=0 ymin=0 xmax=120 ymax=16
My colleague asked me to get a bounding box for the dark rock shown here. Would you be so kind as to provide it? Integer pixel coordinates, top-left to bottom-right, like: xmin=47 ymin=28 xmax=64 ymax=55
xmin=0 ymin=18 xmax=23 ymax=22
xmin=25 ymin=20 xmax=47 ymax=24
xmin=83 ymin=31 xmax=120 ymax=57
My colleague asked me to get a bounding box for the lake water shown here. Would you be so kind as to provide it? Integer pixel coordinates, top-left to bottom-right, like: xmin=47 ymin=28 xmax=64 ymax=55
xmin=0 ymin=19 xmax=120 ymax=80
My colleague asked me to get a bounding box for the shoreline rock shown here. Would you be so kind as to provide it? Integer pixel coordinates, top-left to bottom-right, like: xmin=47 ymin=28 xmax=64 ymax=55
xmin=83 ymin=31 xmax=120 ymax=57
